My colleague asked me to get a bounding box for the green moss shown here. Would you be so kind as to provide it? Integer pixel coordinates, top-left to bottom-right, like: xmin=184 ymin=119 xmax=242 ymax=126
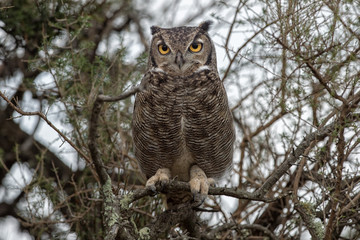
xmin=299 ymin=201 xmax=325 ymax=239
xmin=299 ymin=201 xmax=315 ymax=213
xmin=138 ymin=227 xmax=151 ymax=240
xmin=103 ymin=177 xmax=113 ymax=200
xmin=102 ymin=177 xmax=120 ymax=227
xmin=120 ymin=192 xmax=133 ymax=210
xmin=313 ymin=220 xmax=325 ymax=239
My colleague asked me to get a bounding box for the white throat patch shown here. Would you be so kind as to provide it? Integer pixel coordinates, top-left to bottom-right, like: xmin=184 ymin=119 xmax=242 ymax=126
xmin=195 ymin=65 xmax=210 ymax=73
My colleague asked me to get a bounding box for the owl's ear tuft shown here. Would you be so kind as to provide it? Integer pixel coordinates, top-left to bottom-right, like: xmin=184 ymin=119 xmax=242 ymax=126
xmin=151 ymin=26 xmax=160 ymax=35
xmin=199 ymin=21 xmax=213 ymax=32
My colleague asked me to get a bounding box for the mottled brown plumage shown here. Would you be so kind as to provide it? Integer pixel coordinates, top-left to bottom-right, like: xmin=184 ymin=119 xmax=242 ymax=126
xmin=132 ymin=21 xmax=235 ymax=200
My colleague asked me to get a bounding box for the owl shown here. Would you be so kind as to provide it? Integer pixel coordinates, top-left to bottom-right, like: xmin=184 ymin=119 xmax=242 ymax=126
xmin=132 ymin=21 xmax=235 ymax=203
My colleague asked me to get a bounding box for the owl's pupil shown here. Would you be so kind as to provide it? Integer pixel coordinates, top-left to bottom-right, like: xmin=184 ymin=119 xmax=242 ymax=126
xmin=162 ymin=45 xmax=168 ymax=51
xmin=192 ymin=43 xmax=198 ymax=48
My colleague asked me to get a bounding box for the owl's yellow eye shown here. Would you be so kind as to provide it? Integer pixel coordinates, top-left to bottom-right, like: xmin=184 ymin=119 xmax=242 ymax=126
xmin=158 ymin=44 xmax=170 ymax=55
xmin=189 ymin=42 xmax=203 ymax=53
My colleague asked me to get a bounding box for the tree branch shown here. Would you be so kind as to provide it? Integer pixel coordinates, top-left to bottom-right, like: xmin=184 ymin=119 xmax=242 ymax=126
xmin=88 ymin=84 xmax=143 ymax=239
xmin=88 ymin=96 xmax=109 ymax=185
xmin=97 ymin=84 xmax=142 ymax=102
xmin=0 ymin=90 xmax=91 ymax=163
xmin=203 ymin=223 xmax=278 ymax=240
xmin=294 ymin=202 xmax=324 ymax=240
xmin=254 ymin=123 xmax=332 ymax=198
xmin=254 ymin=113 xmax=360 ymax=198
xmin=126 ymin=179 xmax=289 ymax=204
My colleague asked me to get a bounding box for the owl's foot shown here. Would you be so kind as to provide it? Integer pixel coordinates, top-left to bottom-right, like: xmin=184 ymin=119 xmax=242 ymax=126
xmin=146 ymin=168 xmax=171 ymax=192
xmin=189 ymin=165 xmax=215 ymax=205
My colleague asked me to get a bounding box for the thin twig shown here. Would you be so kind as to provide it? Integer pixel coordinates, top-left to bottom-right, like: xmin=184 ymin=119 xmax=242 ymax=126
xmin=0 ymin=91 xmax=90 ymax=163
xmin=204 ymin=223 xmax=278 ymax=240
xmin=98 ymin=84 xmax=142 ymax=102
xmin=254 ymin=113 xmax=360 ymax=198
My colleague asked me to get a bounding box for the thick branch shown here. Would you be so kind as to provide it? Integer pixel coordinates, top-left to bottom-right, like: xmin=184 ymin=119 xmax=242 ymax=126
xmin=294 ymin=202 xmax=324 ymax=240
xmin=88 ymin=84 xmax=142 ymax=182
xmin=88 ymin=84 xmax=141 ymax=240
xmin=254 ymin=120 xmax=335 ymax=198
xmin=127 ymin=179 xmax=288 ymax=204
xmin=254 ymin=113 xmax=360 ymax=198
xmin=88 ymin=97 xmax=109 ymax=185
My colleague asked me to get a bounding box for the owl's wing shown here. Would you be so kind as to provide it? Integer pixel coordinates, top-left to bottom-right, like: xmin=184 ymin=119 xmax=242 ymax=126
xmin=132 ymin=71 xmax=182 ymax=178
xmin=183 ymin=71 xmax=235 ymax=179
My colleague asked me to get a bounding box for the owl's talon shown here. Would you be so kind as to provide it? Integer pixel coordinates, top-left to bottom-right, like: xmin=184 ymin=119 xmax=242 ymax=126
xmin=208 ymin=178 xmax=215 ymax=187
xmin=145 ymin=168 xmax=171 ymax=191
xmin=192 ymin=193 xmax=206 ymax=207
xmin=146 ymin=184 xmax=157 ymax=193
xmin=189 ymin=165 xmax=210 ymax=202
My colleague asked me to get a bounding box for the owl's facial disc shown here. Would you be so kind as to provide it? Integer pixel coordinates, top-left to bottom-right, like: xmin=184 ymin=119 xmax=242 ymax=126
xmin=150 ymin=26 xmax=214 ymax=76
xmin=156 ymin=41 xmax=207 ymax=75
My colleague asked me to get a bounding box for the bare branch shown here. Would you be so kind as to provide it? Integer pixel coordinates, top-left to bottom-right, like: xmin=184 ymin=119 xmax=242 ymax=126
xmin=87 ymin=82 xmax=143 ymax=239
xmin=97 ymin=84 xmax=142 ymax=102
xmin=254 ymin=116 xmax=344 ymax=198
xmin=294 ymin=202 xmax=324 ymax=240
xmin=127 ymin=179 xmax=289 ymax=204
xmin=88 ymin=96 xmax=109 ymax=184
xmin=0 ymin=90 xmax=91 ymax=163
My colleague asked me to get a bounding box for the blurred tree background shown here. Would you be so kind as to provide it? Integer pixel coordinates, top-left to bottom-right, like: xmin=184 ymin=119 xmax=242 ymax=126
xmin=1 ymin=0 xmax=360 ymax=239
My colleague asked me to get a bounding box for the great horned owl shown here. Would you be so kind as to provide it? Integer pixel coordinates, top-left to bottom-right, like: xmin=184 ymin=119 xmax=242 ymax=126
xmin=132 ymin=21 xmax=235 ymax=202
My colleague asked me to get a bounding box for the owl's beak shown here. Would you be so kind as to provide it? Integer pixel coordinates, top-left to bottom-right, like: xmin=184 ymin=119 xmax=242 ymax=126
xmin=175 ymin=51 xmax=185 ymax=69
